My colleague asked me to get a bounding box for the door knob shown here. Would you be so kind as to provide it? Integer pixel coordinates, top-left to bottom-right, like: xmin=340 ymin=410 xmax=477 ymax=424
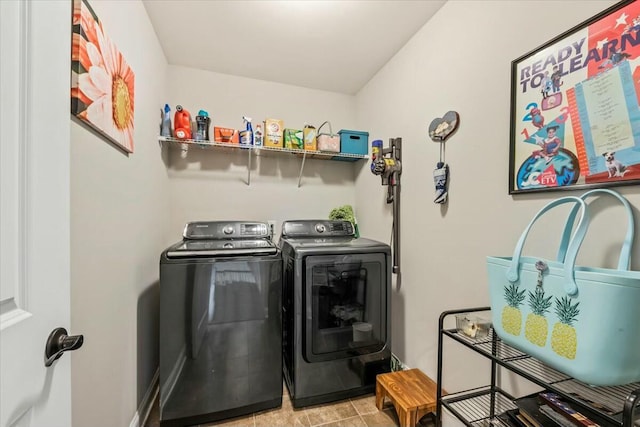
xmin=44 ymin=327 xmax=83 ymax=367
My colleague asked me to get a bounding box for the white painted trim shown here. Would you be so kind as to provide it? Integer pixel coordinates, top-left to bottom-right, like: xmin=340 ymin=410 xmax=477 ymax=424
xmin=18 ymin=0 xmax=31 ymax=316
xmin=0 ymin=0 xmax=30 ymax=331
xmin=128 ymin=412 xmax=139 ymax=427
xmin=0 ymin=307 xmax=31 ymax=331
xmin=129 ymin=369 xmax=159 ymax=427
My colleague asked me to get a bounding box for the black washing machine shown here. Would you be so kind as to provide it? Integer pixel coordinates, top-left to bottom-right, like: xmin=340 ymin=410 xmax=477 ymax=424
xmin=159 ymin=221 xmax=282 ymax=427
xmin=279 ymin=219 xmax=391 ymax=408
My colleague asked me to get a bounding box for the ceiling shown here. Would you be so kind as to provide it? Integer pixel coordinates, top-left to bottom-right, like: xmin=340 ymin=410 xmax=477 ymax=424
xmin=142 ymin=1 xmax=446 ymax=95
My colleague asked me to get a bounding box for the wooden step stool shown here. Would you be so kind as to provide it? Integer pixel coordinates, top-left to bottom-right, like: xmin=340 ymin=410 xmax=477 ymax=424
xmin=375 ymin=368 xmax=443 ymax=427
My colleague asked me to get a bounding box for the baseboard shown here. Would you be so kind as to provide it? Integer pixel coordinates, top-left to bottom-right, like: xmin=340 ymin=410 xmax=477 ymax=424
xmin=391 ymin=353 xmax=409 ymax=371
xmin=129 ymin=412 xmax=139 ymax=427
xmin=129 ymin=369 xmax=159 ymax=427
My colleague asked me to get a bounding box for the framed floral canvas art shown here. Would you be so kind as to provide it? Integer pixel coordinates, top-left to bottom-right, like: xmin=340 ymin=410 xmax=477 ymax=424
xmin=71 ymin=0 xmax=135 ymax=153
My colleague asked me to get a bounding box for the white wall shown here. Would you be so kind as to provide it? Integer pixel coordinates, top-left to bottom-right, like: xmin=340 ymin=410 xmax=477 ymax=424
xmin=355 ymin=0 xmax=640 ymax=400
xmin=70 ymin=1 xmax=170 ymax=426
xmin=166 ymin=65 xmax=360 ymax=239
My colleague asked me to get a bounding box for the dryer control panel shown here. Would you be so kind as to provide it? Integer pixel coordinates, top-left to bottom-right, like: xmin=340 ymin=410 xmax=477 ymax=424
xmin=183 ymin=221 xmax=270 ymax=240
xmin=281 ymin=220 xmax=354 ymax=238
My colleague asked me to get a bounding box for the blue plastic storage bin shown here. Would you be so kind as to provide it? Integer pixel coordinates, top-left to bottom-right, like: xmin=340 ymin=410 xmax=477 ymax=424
xmin=339 ymin=130 xmax=369 ymax=157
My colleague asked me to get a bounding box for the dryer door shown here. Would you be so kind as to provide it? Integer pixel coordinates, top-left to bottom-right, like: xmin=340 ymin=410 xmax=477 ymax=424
xmin=303 ymin=253 xmax=388 ymax=363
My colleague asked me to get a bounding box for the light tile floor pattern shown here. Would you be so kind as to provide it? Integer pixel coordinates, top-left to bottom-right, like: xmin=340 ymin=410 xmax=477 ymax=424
xmin=145 ymin=384 xmax=436 ymax=427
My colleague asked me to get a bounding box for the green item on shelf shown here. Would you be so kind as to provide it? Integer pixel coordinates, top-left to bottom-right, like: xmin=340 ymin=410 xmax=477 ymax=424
xmin=284 ymin=128 xmax=304 ymax=150
xmin=329 ymin=205 xmax=359 ymax=238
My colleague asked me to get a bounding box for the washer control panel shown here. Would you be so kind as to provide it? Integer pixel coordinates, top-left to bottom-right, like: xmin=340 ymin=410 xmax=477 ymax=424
xmin=183 ymin=221 xmax=270 ymax=240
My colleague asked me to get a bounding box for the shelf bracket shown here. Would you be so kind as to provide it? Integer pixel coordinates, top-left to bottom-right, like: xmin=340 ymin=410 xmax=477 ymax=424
xmin=297 ymin=151 xmax=307 ymax=188
xmin=247 ymin=146 xmax=252 ymax=186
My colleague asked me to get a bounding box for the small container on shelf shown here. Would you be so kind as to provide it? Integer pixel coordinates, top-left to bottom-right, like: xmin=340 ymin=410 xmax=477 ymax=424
xmin=317 ymin=121 xmax=340 ymax=153
xmin=239 ymin=116 xmax=253 ymax=146
xmin=284 ymin=129 xmax=304 ymax=150
xmin=214 ymin=127 xmax=239 ymax=144
xmin=456 ymin=313 xmax=491 ymax=339
xmin=194 ymin=110 xmax=211 ymax=141
xmin=254 ymin=124 xmax=263 ymax=146
xmin=174 ymin=105 xmax=192 ymax=140
xmin=303 ymin=124 xmax=317 ymax=151
xmin=264 ymin=118 xmax=284 ymax=148
xmin=474 ymin=317 xmax=491 ymax=339
xmin=338 ymin=129 xmax=369 ymax=156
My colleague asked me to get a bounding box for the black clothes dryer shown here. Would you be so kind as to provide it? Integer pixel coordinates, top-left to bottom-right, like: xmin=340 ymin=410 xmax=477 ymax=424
xmin=159 ymin=221 xmax=282 ymax=427
xmin=279 ymin=220 xmax=391 ymax=408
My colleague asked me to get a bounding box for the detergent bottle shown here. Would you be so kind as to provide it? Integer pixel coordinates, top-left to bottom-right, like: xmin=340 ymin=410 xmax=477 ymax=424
xmin=160 ymin=104 xmax=172 ymax=137
xmin=194 ymin=110 xmax=211 ymax=141
xmin=174 ymin=105 xmax=192 ymax=140
xmin=240 ymin=116 xmax=253 ymax=145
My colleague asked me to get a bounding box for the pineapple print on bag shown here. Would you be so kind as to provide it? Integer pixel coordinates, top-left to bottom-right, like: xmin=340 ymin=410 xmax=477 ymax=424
xmin=525 ymin=288 xmax=552 ymax=346
xmin=551 ymin=296 xmax=580 ymax=359
xmin=502 ymin=283 xmax=526 ymax=335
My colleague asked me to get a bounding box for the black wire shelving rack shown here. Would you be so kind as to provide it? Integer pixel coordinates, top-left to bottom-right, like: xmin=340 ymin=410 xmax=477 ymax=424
xmin=436 ymin=307 xmax=640 ymax=427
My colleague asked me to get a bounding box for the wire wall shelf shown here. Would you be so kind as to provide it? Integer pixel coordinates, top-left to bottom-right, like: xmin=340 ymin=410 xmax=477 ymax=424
xmin=158 ymin=136 xmax=368 ymax=160
xmin=158 ymin=136 xmax=368 ymax=187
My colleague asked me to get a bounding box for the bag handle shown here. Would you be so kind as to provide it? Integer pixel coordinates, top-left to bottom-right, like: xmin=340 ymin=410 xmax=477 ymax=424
xmin=317 ymin=121 xmax=334 ymax=136
xmin=556 ymin=189 xmax=635 ymax=270
xmin=507 ymin=196 xmax=589 ymax=296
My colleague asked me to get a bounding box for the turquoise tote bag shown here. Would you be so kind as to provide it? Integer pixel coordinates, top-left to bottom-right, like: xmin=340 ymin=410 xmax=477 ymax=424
xmin=487 ymin=190 xmax=640 ymax=386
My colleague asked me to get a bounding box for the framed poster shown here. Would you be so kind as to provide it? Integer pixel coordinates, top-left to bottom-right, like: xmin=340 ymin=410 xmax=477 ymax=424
xmin=71 ymin=0 xmax=135 ymax=153
xmin=510 ymin=0 xmax=640 ymax=194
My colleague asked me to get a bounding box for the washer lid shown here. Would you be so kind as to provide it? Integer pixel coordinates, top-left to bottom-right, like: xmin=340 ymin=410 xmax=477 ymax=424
xmin=166 ymin=238 xmax=277 ymax=258
xmin=280 ymin=236 xmax=389 ymax=253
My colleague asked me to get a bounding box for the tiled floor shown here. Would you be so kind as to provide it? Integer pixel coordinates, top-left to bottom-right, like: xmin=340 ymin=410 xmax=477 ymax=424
xmin=145 ymin=384 xmax=436 ymax=427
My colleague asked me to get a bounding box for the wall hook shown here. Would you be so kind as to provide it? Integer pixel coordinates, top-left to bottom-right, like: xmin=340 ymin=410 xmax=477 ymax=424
xmin=428 ymin=111 xmax=459 ymax=204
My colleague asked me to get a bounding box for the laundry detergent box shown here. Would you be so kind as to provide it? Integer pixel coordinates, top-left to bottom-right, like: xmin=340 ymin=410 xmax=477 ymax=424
xmin=339 ymin=129 xmax=369 ymax=156
xmin=284 ymin=128 xmax=304 ymax=150
xmin=303 ymin=125 xmax=317 ymax=151
xmin=214 ymin=127 xmax=239 ymax=144
xmin=263 ymin=119 xmax=284 ymax=148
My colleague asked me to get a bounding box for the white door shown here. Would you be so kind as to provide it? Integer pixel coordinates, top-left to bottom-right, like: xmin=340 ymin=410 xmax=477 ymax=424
xmin=1 ymin=1 xmax=74 ymax=426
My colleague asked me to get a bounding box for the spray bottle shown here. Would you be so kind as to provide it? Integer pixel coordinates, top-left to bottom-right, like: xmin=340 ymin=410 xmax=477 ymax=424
xmin=240 ymin=116 xmax=253 ymax=145
xmin=174 ymin=105 xmax=192 ymax=140
xmin=160 ymin=104 xmax=172 ymax=137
